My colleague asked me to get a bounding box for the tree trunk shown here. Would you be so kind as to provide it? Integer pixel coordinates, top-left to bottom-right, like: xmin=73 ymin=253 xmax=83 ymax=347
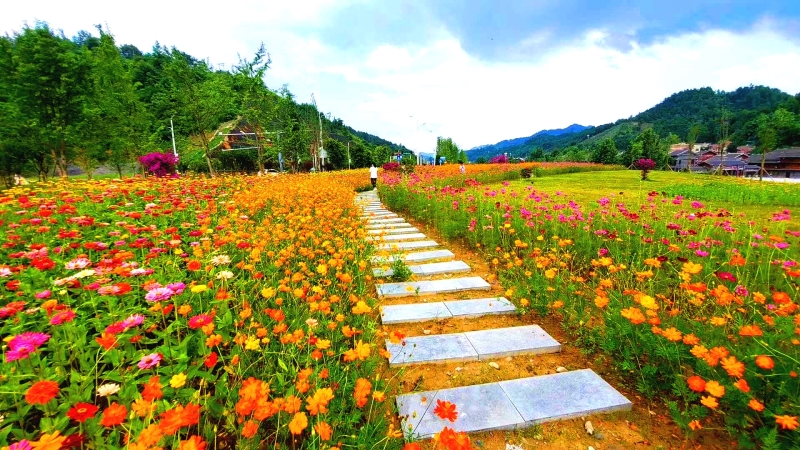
xmin=199 ymin=132 xmax=215 ymax=177
xmin=760 ymin=153 xmax=767 ymax=181
xmin=51 ymin=148 xmax=66 ymax=177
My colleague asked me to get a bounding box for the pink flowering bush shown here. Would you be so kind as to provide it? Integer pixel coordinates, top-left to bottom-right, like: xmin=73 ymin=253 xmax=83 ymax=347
xmin=139 ymin=152 xmax=179 ymax=177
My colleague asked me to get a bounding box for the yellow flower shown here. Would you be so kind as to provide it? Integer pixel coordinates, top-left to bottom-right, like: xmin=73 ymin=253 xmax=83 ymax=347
xmin=315 ymin=339 xmax=331 ymax=350
xmin=544 ymin=268 xmax=557 ymax=279
xmin=352 ymin=301 xmax=372 ymax=315
xmin=245 ymin=336 xmax=261 ymax=350
xmin=682 ymin=262 xmax=703 ymax=275
xmin=316 ymin=264 xmax=328 ymax=275
xmin=170 ymin=373 xmax=187 ymax=389
xmin=638 ymin=295 xmax=659 ymax=311
xmin=261 ymin=287 xmax=275 ymax=298
xmin=191 ymin=285 xmax=208 ymax=294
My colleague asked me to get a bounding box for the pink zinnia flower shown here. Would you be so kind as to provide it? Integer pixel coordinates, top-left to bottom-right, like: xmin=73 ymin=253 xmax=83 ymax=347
xmin=121 ymin=314 xmax=145 ymax=329
xmin=188 ymin=314 xmax=213 ymax=329
xmin=145 ymin=287 xmax=174 ymax=302
xmin=8 ymin=440 xmax=32 ymax=450
xmin=166 ymin=282 xmax=186 ymax=294
xmin=137 ymin=353 xmax=162 ymax=370
xmin=35 ymin=290 xmax=51 ymax=299
xmin=9 ymin=332 xmax=50 ymax=349
xmin=51 ymin=310 xmax=76 ymax=325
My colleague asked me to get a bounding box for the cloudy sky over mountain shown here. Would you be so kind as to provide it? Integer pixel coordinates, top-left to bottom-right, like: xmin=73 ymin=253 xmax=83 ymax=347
xmin=4 ymin=0 xmax=800 ymax=151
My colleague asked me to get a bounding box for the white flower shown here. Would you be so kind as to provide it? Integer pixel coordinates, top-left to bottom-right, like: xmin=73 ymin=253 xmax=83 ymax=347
xmin=210 ymin=255 xmax=231 ymax=266
xmin=216 ymin=270 xmax=234 ymax=280
xmin=0 ymin=267 xmax=12 ymax=277
xmin=73 ymin=269 xmax=96 ymax=279
xmin=305 ymin=318 xmax=319 ymax=328
xmin=97 ymin=383 xmax=120 ymax=397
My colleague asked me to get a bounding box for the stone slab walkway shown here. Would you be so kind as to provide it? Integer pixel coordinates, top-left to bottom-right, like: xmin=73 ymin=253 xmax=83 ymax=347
xmin=380 ymin=297 xmax=518 ymax=324
xmin=376 ymin=276 xmax=490 ymax=298
xmin=355 ymin=190 xmax=633 ymax=441
xmin=396 ymin=369 xmax=632 ymax=440
xmin=373 ymin=260 xmax=471 ymax=278
xmin=385 ymin=325 xmax=560 ymax=366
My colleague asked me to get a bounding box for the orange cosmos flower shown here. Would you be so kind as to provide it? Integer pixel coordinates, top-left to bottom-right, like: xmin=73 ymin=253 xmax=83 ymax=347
xmin=343 ymin=340 xmax=371 ymax=362
xmin=314 ymin=421 xmax=333 ymax=441
xmin=100 ymin=402 xmax=127 ymax=427
xmin=739 ymin=325 xmax=763 ymax=337
xmin=682 ymin=333 xmax=700 ymax=345
xmin=594 ymin=296 xmax=609 ymax=309
xmin=690 ymin=345 xmax=709 ymax=358
xmin=721 ymin=356 xmax=745 ymax=378
xmin=687 ymin=376 xmax=706 ymax=393
xmin=289 ymin=412 xmax=308 ymax=435
xmin=755 ymin=355 xmax=775 ymax=370
xmin=353 ymin=378 xmax=372 ymax=408
xmin=662 ymin=327 xmax=682 ymax=342
xmin=734 ymin=379 xmax=751 ymax=393
xmin=705 ymin=380 xmax=725 ymax=398
xmin=700 ymin=396 xmax=718 ymax=409
xmin=179 ymin=435 xmax=206 ymax=450
xmin=775 ymin=415 xmax=800 ymax=430
xmin=681 ymin=262 xmax=703 ymax=275
xmin=748 ymin=399 xmax=765 ymax=412
xmin=95 ymin=332 xmax=117 ymax=350
xmin=621 ymin=307 xmax=646 ymax=325
xmin=136 ymin=424 xmax=163 ymax=447
xmin=434 ymin=399 xmax=459 ymax=422
xmin=25 ymin=380 xmax=59 ymax=405
xmin=434 ymin=427 xmax=471 ymax=450
xmin=242 ymin=420 xmax=259 ymax=439
xmin=283 ymin=395 xmax=302 ymax=414
xmin=688 ymin=420 xmax=702 ymax=431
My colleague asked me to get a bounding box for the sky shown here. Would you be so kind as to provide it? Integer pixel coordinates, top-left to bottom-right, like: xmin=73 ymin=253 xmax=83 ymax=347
xmin=3 ymin=0 xmax=800 ymax=152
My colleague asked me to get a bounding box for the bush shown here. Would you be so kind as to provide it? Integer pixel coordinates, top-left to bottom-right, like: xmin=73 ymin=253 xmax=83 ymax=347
xmin=635 ymin=158 xmax=656 ymax=180
xmin=520 ymin=168 xmax=532 ymax=179
xmin=382 ymin=162 xmax=401 ymax=172
xmin=489 ymin=155 xmax=509 ymax=164
xmin=139 ymin=152 xmax=178 ymax=177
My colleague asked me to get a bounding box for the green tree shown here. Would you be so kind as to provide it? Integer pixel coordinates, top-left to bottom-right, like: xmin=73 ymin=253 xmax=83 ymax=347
xmin=11 ymin=25 xmax=93 ymax=177
xmin=634 ymin=128 xmax=667 ymax=167
xmin=436 ymin=137 xmax=460 ymax=164
xmin=234 ymin=44 xmax=277 ymax=173
xmin=165 ymin=48 xmax=234 ymax=176
xmin=592 ymin=138 xmax=618 ymax=164
xmin=528 ymin=148 xmax=544 ymax=161
xmin=757 ymin=114 xmax=778 ymax=181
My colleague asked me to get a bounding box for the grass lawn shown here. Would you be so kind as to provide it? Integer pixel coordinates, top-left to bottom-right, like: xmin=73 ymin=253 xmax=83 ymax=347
xmin=514 ymin=170 xmax=800 ymax=223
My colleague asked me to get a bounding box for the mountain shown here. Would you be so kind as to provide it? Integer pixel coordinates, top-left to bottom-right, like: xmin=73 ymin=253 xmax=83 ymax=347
xmin=465 ymin=85 xmax=798 ymax=161
xmin=467 ymin=124 xmax=590 ymax=160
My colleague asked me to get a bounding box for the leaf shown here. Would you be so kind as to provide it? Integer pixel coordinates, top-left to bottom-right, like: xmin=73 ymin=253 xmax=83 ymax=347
xmin=278 ymin=358 xmax=288 ymax=372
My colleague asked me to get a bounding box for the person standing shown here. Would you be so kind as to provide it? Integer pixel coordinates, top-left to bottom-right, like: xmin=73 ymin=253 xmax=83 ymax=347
xmin=459 ymin=162 xmax=466 ymax=175
xmin=369 ymin=164 xmax=378 ymax=189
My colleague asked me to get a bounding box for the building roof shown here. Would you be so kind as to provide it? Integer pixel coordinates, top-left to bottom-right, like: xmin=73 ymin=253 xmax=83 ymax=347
xmin=699 ymin=156 xmax=749 ymax=167
xmin=749 ymin=147 xmax=800 ymax=163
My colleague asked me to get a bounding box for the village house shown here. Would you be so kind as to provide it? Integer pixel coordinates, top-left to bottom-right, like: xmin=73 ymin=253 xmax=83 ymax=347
xmin=750 ymin=147 xmax=800 ymax=179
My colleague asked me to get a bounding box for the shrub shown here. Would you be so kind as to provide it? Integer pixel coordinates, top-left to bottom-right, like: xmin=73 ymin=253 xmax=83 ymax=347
xmin=139 ymin=152 xmax=178 ymax=177
xmin=520 ymin=168 xmax=532 ymax=179
xmin=382 ymin=162 xmax=401 ymax=172
xmin=489 ymin=155 xmax=509 ymax=164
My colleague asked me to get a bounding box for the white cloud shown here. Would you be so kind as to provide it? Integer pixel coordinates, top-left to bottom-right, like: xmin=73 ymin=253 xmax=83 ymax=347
xmin=2 ymin=3 xmax=799 ymax=153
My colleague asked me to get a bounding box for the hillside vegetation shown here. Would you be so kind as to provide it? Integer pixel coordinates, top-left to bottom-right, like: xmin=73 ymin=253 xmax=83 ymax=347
xmin=0 ymin=23 xmax=408 ymax=185
xmin=467 ymin=86 xmax=800 ymax=163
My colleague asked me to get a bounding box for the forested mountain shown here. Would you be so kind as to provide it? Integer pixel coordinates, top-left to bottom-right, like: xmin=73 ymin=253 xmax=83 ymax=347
xmin=466 ymin=86 xmax=800 ymax=163
xmin=0 ymin=23 xmax=406 ymax=184
xmin=468 ymin=124 xmax=589 ymax=160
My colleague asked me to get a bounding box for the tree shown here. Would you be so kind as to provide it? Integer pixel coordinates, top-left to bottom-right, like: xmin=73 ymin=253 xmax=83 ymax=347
xmin=436 ymin=137 xmax=460 ymax=164
xmin=757 ymin=115 xmax=777 ymax=181
xmin=528 ymin=148 xmax=544 ymax=161
xmin=634 ymin=128 xmax=668 ymax=168
xmin=592 ymin=138 xmax=618 ymax=164
xmin=11 ymin=25 xmax=93 ymax=177
xmin=165 ymin=49 xmax=234 ymax=176
xmin=234 ymin=44 xmax=276 ymax=173
xmin=475 ymin=156 xmax=488 ymax=164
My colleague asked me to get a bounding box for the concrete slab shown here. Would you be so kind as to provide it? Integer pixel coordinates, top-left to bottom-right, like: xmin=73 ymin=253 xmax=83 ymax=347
xmin=361 ymin=212 xmax=398 ymax=218
xmin=373 ymin=260 xmax=470 ymax=277
xmin=381 ymin=302 xmax=452 ymax=324
xmin=376 ymin=276 xmax=490 ymax=298
xmin=386 ymin=333 xmax=478 ymax=366
xmin=366 ymin=222 xmax=413 ymax=229
xmin=376 ymin=240 xmax=439 ymax=251
xmin=368 ymin=218 xmax=406 ymax=224
xmin=396 ymin=383 xmax=524 ymax=439
xmin=464 ymin=325 xmax=561 ymax=359
xmin=499 ymin=369 xmax=632 ymax=425
xmin=368 ymin=233 xmax=427 ymax=242
xmin=443 ymin=297 xmax=517 ymax=318
xmin=368 ymin=227 xmax=419 ymax=235
xmin=370 ymin=250 xmax=455 ymax=264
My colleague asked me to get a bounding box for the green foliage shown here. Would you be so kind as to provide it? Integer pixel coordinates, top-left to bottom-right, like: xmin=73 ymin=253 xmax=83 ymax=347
xmin=389 ymin=258 xmax=413 ymax=282
xmin=591 ymin=138 xmax=618 ymax=164
xmin=436 ymin=137 xmax=462 ymax=164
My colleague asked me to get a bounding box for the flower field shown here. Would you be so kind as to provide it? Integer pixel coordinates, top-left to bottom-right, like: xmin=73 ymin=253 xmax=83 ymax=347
xmin=0 ymin=172 xmax=398 ymax=449
xmin=380 ymin=165 xmax=800 ymax=448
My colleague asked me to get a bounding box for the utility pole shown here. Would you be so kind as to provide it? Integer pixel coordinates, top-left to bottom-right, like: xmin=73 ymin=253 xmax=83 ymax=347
xmin=347 ymin=142 xmax=351 ymax=170
xmin=170 ymin=116 xmax=178 ymax=159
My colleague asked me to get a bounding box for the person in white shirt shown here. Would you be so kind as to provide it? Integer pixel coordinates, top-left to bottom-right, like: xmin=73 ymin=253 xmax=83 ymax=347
xmin=369 ymin=165 xmax=378 ymax=189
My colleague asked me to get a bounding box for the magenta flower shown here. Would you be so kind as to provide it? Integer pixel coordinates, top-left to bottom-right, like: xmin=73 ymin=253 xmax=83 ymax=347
xmin=716 ymin=272 xmax=737 ymax=283
xmin=188 ymin=314 xmax=213 ymax=329
xmin=695 ymin=250 xmax=709 ymax=257
xmin=137 ymin=353 xmax=162 ymax=370
xmin=121 ymin=314 xmax=145 ymax=329
xmin=8 ymin=441 xmax=32 ymax=450
xmin=5 ymin=332 xmax=50 ymax=362
xmin=35 ymin=290 xmax=51 ymax=299
xmin=145 ymin=287 xmax=174 ymax=302
xmin=166 ymin=282 xmax=186 ymax=294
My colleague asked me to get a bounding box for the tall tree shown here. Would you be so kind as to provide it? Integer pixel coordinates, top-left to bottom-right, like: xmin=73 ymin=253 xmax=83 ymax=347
xmin=592 ymin=138 xmax=618 ymax=164
xmin=11 ymin=25 xmax=93 ymax=177
xmin=234 ymin=43 xmax=276 ymax=173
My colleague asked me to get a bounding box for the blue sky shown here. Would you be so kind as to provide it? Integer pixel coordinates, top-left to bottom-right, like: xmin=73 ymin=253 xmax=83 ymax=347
xmin=4 ymin=0 xmax=800 ymax=151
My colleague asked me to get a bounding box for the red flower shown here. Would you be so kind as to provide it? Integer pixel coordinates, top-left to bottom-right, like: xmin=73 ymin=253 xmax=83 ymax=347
xmin=187 ymin=260 xmax=202 ymax=271
xmin=204 ymin=352 xmax=218 ymax=369
xmin=67 ymin=403 xmax=99 ymax=422
xmin=188 ymin=314 xmax=213 ymax=329
xmin=433 ymin=399 xmax=458 ymax=422
xmin=25 ymin=380 xmax=59 ymax=405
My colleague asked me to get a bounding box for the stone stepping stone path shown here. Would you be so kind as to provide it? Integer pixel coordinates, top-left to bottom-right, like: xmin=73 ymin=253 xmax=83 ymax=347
xmin=386 ymin=325 xmax=561 ymax=366
xmin=376 ymin=276 xmax=490 ymax=298
xmin=373 ymin=260 xmax=470 ymax=278
xmin=396 ymin=369 xmax=633 ymax=440
xmin=354 ymin=191 xmax=632 ymax=441
xmin=370 ymin=249 xmax=455 ymax=264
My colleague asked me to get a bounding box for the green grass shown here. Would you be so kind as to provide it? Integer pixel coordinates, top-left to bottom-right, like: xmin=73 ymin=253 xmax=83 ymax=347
xmin=515 ymin=170 xmax=800 ymax=222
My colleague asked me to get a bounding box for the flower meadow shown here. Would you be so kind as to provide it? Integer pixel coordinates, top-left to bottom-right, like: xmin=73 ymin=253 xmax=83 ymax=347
xmin=380 ymin=165 xmax=800 ymax=449
xmin=0 ymin=172 xmax=407 ymax=449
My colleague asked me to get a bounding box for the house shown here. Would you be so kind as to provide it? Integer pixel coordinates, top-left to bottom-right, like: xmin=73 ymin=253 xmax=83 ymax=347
xmin=749 ymin=147 xmax=800 ymax=179
xmin=697 ymin=154 xmax=757 ymax=176
xmin=737 ymin=146 xmax=753 ymax=155
xmin=670 ymin=149 xmax=698 ymax=171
